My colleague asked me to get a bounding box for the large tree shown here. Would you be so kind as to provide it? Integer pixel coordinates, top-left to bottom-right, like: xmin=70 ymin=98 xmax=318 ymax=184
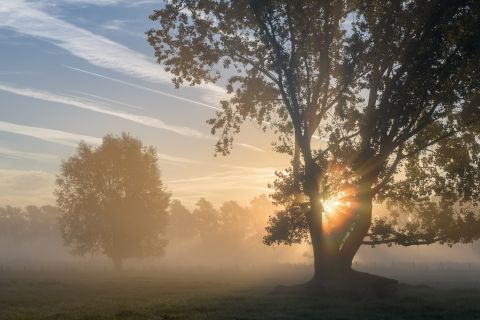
xmin=55 ymin=133 xmax=170 ymax=271
xmin=147 ymin=0 xmax=480 ymax=293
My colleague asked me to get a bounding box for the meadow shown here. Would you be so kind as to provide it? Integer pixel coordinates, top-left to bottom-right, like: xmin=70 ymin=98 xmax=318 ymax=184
xmin=1 ymin=265 xmax=480 ymax=320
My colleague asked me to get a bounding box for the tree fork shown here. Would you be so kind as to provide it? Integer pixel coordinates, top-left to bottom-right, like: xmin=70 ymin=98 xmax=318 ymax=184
xmin=339 ymin=183 xmax=374 ymax=268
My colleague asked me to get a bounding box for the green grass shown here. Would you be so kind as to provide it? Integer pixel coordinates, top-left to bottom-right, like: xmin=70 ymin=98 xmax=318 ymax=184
xmin=1 ymin=268 xmax=480 ymax=320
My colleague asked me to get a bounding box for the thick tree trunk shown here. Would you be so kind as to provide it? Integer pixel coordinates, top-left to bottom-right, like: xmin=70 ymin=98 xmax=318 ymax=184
xmin=274 ymin=179 xmax=397 ymax=297
xmin=308 ymin=194 xmax=351 ymax=279
xmin=338 ymin=180 xmax=374 ymax=267
xmin=305 ymin=178 xmax=367 ymax=278
xmin=278 ymin=149 xmax=398 ymax=296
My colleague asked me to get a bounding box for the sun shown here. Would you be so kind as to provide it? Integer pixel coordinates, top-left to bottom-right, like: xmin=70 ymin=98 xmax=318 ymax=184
xmin=322 ymin=198 xmax=342 ymax=216
xmin=292 ymin=187 xmax=356 ymax=235
xmin=322 ymin=191 xmax=346 ymax=216
xmin=320 ymin=190 xmax=354 ymax=235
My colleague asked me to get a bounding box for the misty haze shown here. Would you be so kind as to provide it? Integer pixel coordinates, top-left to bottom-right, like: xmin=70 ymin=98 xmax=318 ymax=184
xmin=1 ymin=1 xmax=480 ymax=319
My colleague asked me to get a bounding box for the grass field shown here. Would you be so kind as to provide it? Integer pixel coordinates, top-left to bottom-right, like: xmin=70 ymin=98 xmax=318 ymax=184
xmin=1 ymin=267 xmax=480 ymax=320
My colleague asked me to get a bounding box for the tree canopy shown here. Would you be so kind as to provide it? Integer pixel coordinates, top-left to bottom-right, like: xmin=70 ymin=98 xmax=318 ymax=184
xmin=55 ymin=133 xmax=170 ymax=270
xmin=148 ymin=0 xmax=480 ymax=283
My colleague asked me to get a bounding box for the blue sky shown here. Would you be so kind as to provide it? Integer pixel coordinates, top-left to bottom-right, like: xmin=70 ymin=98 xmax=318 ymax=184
xmin=0 ymin=0 xmax=287 ymax=207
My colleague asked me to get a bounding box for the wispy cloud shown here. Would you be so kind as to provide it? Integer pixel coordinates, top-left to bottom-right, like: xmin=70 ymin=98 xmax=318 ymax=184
xmin=0 ymin=2 xmax=264 ymax=152
xmin=0 ymin=120 xmax=202 ymax=166
xmin=156 ymin=152 xmax=199 ymax=165
xmin=75 ymin=92 xmax=144 ymax=111
xmin=0 ymin=146 xmax=57 ymax=162
xmin=0 ymin=0 xmax=168 ymax=82
xmin=65 ymin=66 xmax=222 ymax=112
xmin=167 ymin=167 xmax=275 ymax=185
xmin=0 ymin=70 xmax=40 ymax=76
xmin=0 ymin=168 xmax=55 ymax=206
xmin=0 ymin=0 xmax=225 ymax=96
xmin=41 ymin=0 xmax=157 ymax=6
xmin=61 ymin=69 xmax=265 ymax=151
xmin=127 ymin=0 xmax=158 ymax=7
xmin=100 ymin=18 xmax=146 ymax=39
xmin=102 ymin=19 xmax=129 ymax=31
xmin=167 ymin=166 xmax=275 ymax=206
xmin=236 ymin=143 xmax=265 ymax=153
xmin=0 ymin=120 xmax=101 ymax=147
xmin=0 ymin=82 xmax=264 ymax=152
xmin=0 ymin=83 xmax=206 ymax=138
xmin=167 ymin=166 xmax=276 ymax=190
xmin=59 ymin=0 xmax=128 ymax=6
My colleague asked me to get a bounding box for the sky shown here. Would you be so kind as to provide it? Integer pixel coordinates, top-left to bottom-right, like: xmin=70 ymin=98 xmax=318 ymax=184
xmin=0 ymin=0 xmax=290 ymax=208
xmin=2 ymin=0 xmax=479 ymax=268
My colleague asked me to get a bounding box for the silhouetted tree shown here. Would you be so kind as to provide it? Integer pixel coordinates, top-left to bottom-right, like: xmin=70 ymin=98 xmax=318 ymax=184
xmin=0 ymin=205 xmax=64 ymax=261
xmin=25 ymin=205 xmax=61 ymax=241
xmin=193 ymin=198 xmax=220 ymax=246
xmin=191 ymin=198 xmax=268 ymax=259
xmin=248 ymin=194 xmax=276 ymax=238
xmin=55 ymin=133 xmax=170 ymax=271
xmin=148 ymin=1 xmax=480 ymax=292
xmin=219 ymin=200 xmax=251 ymax=245
xmin=167 ymin=200 xmax=197 ymax=241
xmin=0 ymin=206 xmax=28 ymax=243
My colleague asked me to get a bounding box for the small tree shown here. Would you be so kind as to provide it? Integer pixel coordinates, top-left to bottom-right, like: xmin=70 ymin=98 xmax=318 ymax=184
xmin=168 ymin=200 xmax=197 ymax=241
xmin=219 ymin=201 xmax=250 ymax=240
xmin=248 ymin=194 xmax=276 ymax=238
xmin=193 ymin=198 xmax=220 ymax=246
xmin=55 ymin=133 xmax=170 ymax=271
xmin=25 ymin=205 xmax=61 ymax=242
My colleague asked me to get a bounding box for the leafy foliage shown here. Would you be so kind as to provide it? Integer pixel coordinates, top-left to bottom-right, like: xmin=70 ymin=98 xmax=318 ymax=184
xmin=55 ymin=133 xmax=170 ymax=266
xmin=148 ymin=0 xmax=480 ymax=267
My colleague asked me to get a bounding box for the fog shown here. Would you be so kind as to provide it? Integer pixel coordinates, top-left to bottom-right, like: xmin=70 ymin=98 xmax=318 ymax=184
xmin=1 ymin=198 xmax=479 ymax=289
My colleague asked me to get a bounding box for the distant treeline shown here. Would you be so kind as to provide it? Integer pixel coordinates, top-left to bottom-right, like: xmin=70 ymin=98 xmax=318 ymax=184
xmin=167 ymin=195 xmax=272 ymax=245
xmin=0 ymin=205 xmax=61 ymax=244
xmin=0 ymin=194 xmax=273 ymax=247
xmin=0 ymin=194 xmax=296 ymax=267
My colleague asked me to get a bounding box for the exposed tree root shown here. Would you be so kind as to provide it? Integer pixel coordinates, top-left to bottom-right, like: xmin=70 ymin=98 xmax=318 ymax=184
xmin=272 ymin=269 xmax=398 ymax=298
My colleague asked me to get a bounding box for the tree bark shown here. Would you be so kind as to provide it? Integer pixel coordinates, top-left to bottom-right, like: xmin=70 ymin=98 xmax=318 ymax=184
xmin=309 ymin=197 xmax=351 ymax=277
xmin=339 ymin=180 xmax=374 ymax=268
xmin=302 ymin=159 xmax=349 ymax=279
xmin=281 ymin=177 xmax=398 ymax=297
